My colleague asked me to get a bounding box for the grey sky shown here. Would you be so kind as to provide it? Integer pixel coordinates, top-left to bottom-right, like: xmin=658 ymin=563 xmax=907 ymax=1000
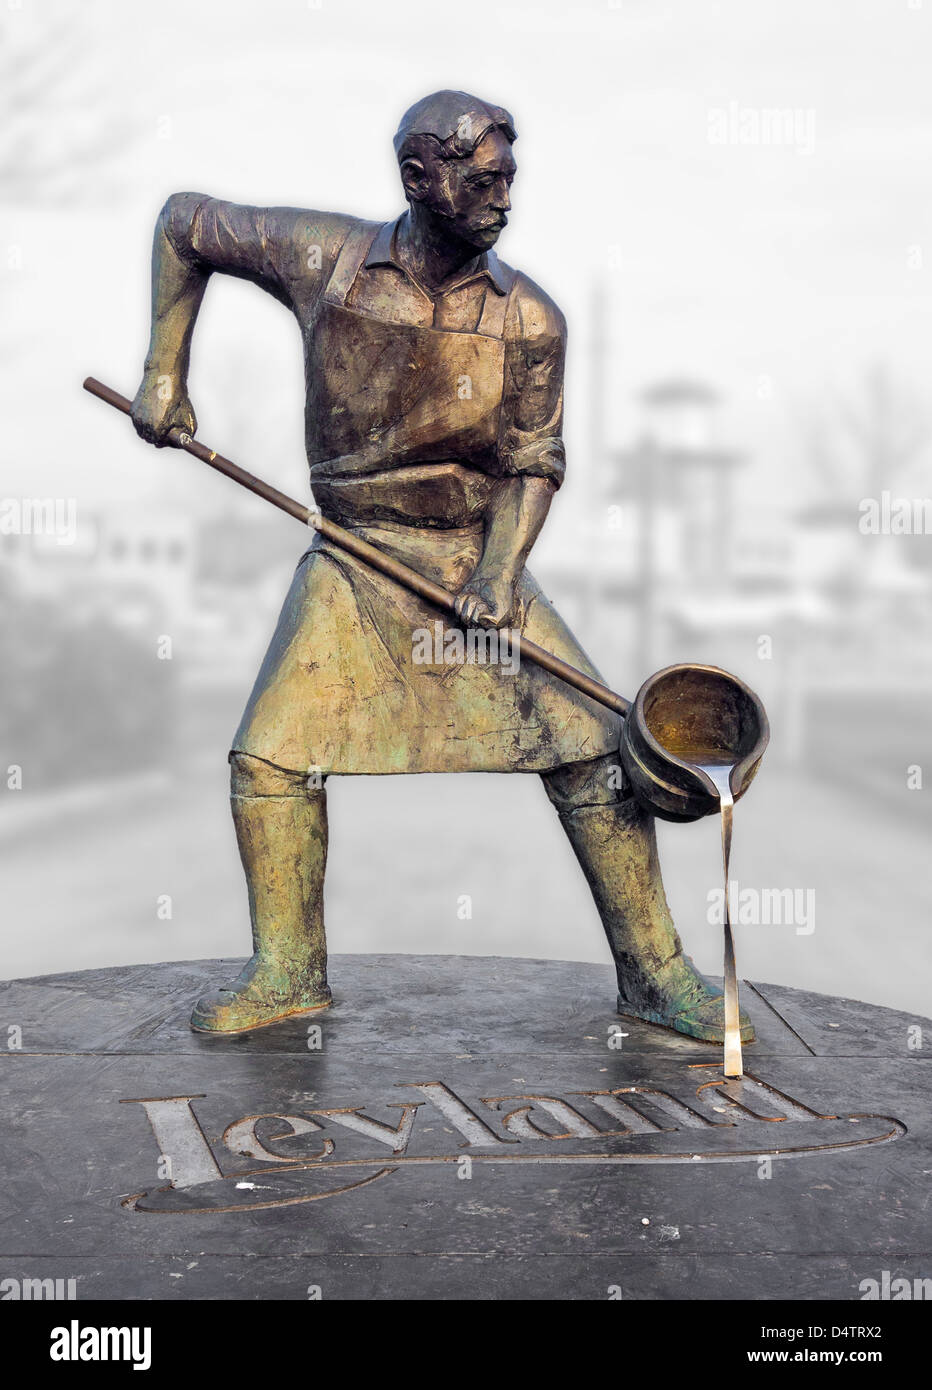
xmin=2 ymin=0 xmax=929 ymax=512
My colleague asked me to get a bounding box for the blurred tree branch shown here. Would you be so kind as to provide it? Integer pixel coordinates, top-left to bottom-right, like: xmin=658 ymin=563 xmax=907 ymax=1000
xmin=0 ymin=10 xmax=140 ymax=206
xmin=800 ymin=363 xmax=929 ymax=509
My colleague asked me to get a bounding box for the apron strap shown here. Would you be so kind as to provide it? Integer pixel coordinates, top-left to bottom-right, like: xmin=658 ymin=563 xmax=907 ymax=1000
xmin=476 ymin=261 xmax=518 ymax=339
xmin=476 ymin=287 xmax=508 ymax=338
xmin=323 ymin=221 xmax=382 ymax=307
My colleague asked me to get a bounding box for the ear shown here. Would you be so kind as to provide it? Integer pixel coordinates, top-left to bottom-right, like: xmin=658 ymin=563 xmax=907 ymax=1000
xmin=400 ymin=156 xmax=430 ymax=202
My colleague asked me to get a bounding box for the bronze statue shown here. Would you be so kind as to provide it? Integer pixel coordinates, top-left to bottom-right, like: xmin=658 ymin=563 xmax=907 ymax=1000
xmin=129 ymin=90 xmax=755 ymax=1045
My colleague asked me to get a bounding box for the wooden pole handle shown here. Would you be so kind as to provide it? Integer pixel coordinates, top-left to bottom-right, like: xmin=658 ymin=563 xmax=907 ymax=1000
xmin=82 ymin=377 xmax=630 ymax=718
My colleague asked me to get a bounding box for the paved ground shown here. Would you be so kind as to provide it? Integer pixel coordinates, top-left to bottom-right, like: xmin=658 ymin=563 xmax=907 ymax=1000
xmin=0 ymin=956 xmax=927 ymax=1301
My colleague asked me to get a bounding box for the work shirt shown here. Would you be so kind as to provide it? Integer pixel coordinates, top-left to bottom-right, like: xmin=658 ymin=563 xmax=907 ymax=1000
xmin=163 ymin=196 xmax=567 ymax=493
xmin=158 ymin=193 xmax=619 ymax=775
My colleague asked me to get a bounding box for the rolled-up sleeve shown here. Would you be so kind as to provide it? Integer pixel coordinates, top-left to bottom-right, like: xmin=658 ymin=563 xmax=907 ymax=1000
xmin=500 ymin=276 xmax=567 ymax=489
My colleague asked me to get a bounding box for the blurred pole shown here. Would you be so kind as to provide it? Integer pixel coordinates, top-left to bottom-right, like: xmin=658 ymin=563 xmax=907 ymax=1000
xmin=636 ymin=437 xmax=657 ymax=678
xmin=781 ymin=616 xmax=805 ymax=767
xmin=587 ymin=281 xmax=606 ymax=644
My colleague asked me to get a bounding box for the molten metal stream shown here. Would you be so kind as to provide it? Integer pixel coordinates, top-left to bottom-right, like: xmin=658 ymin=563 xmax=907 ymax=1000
xmin=696 ymin=761 xmax=742 ymax=1078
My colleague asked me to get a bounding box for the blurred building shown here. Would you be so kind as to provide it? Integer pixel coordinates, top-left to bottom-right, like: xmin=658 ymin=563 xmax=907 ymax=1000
xmin=1 ymin=505 xmax=194 ymax=631
xmin=0 ymin=499 xmax=304 ymax=790
xmin=533 ymin=368 xmax=932 ymax=809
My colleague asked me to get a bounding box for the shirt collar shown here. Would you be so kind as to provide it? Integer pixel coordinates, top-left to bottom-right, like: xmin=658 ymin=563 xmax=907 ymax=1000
xmin=364 ymin=216 xmax=509 ymax=296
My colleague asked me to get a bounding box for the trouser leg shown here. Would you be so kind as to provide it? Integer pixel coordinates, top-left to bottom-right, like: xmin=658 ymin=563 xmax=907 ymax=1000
xmin=541 ymin=755 xmax=754 ymax=1043
xmin=189 ymin=753 xmax=332 ymax=1033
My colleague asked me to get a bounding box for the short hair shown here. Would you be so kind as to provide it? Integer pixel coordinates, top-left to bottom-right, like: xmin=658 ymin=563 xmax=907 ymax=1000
xmin=394 ymin=89 xmax=516 ymax=166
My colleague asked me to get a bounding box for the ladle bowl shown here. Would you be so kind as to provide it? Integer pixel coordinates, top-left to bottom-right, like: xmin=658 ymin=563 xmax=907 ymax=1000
xmin=620 ymin=663 xmax=770 ymax=823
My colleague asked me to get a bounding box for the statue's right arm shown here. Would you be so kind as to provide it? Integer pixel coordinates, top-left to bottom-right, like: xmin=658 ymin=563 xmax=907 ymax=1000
xmin=130 ymin=192 xmax=350 ymax=446
xmin=130 ymin=193 xmax=214 ymax=446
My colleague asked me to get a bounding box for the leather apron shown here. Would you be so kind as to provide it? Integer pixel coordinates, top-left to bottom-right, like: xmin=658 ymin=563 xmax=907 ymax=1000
xmin=232 ymin=224 xmax=620 ymax=775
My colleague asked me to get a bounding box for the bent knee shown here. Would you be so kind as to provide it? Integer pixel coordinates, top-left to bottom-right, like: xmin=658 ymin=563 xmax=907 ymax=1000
xmin=542 ymin=753 xmax=629 ymax=812
xmin=229 ymin=751 xmax=325 ymax=798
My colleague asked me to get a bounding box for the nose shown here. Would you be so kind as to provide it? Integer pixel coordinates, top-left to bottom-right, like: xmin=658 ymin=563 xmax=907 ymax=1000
xmin=492 ymin=179 xmax=511 ymax=212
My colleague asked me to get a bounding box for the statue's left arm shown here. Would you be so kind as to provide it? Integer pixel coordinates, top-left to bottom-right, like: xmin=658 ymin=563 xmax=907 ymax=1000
xmin=454 ymin=475 xmax=555 ymax=627
xmin=454 ymin=280 xmax=567 ymax=629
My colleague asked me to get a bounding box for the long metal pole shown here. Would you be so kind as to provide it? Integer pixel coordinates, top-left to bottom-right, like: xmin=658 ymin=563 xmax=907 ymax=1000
xmin=83 ymin=378 xmax=630 ymax=718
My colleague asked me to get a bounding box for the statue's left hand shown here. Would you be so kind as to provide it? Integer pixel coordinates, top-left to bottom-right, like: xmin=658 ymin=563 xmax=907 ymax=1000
xmin=454 ymin=572 xmax=519 ymax=629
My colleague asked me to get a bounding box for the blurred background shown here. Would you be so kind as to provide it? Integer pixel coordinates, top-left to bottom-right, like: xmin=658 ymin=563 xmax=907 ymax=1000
xmin=1 ymin=0 xmax=929 ymax=1017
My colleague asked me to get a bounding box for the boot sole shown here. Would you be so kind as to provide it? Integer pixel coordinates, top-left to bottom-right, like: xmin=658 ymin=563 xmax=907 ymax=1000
xmin=617 ymin=1005 xmax=755 ymax=1045
xmin=190 ymin=997 xmax=332 ymax=1035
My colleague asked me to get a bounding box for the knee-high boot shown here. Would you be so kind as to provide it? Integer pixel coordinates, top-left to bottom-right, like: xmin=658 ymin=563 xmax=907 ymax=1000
xmin=190 ymin=756 xmax=332 ymax=1033
xmin=545 ymin=758 xmax=754 ymax=1043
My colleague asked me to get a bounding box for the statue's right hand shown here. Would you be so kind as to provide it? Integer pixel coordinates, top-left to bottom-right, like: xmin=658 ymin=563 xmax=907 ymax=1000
xmin=130 ymin=370 xmax=197 ymax=448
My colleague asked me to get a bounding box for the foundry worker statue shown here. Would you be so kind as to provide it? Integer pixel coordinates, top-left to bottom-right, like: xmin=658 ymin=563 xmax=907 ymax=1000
xmin=130 ymin=90 xmax=753 ymax=1044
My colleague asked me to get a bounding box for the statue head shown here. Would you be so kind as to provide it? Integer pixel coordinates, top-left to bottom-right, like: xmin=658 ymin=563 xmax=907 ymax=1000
xmin=394 ymin=90 xmax=517 ymax=252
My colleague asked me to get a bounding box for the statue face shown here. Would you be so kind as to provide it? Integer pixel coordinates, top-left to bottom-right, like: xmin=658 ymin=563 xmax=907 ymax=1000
xmin=418 ymin=128 xmax=516 ymax=251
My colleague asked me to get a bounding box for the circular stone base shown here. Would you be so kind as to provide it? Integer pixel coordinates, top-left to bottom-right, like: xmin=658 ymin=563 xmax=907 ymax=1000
xmin=1 ymin=955 xmax=929 ymax=1300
